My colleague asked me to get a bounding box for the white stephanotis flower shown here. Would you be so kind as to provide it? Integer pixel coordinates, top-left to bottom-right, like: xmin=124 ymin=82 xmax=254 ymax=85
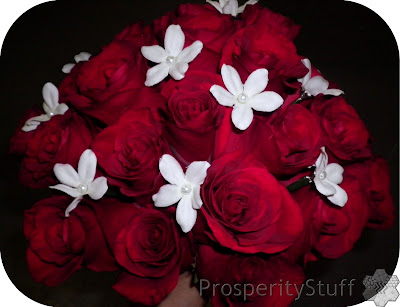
xmin=22 ymin=82 xmax=69 ymax=132
xmin=298 ymin=58 xmax=344 ymax=97
xmin=210 ymin=64 xmax=283 ymax=130
xmin=62 ymin=51 xmax=92 ymax=74
xmin=152 ymin=154 xmax=211 ymax=233
xmin=141 ymin=24 xmax=203 ymax=87
xmin=50 ymin=149 xmax=108 ymax=217
xmin=313 ymin=147 xmax=348 ymax=207
xmin=206 ymin=0 xmax=258 ymax=17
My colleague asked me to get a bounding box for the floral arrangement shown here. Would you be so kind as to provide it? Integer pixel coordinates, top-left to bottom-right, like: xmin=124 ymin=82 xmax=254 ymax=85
xmin=9 ymin=0 xmax=395 ymax=306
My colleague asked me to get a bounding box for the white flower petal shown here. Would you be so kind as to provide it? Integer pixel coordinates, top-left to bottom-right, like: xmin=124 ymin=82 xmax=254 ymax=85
xmin=206 ymin=0 xmax=223 ymax=13
xmin=314 ymin=179 xmax=336 ymax=196
xmin=55 ymin=103 xmax=69 ymax=115
xmin=192 ymin=185 xmax=203 ymax=210
xmin=232 ymin=104 xmax=253 ymax=130
xmin=210 ymin=85 xmax=235 ymax=107
xmin=315 ymin=147 xmax=328 ymax=171
xmin=221 ymin=64 xmax=243 ymax=97
xmin=153 ymin=184 xmax=181 ymax=207
xmin=62 ymin=63 xmax=75 ymax=74
xmin=222 ymin=0 xmax=239 ymax=16
xmin=159 ymin=154 xmax=185 ymax=185
xmin=50 ymin=184 xmax=81 ymax=198
xmin=178 ymin=41 xmax=203 ymax=64
xmin=325 ymin=163 xmax=344 ymax=185
xmin=176 ymin=195 xmax=197 ymax=233
xmin=243 ymin=68 xmax=269 ymax=97
xmin=145 ymin=63 xmax=170 ymax=87
xmin=141 ymin=45 xmax=167 ymax=63
xmin=74 ymin=52 xmax=91 ymax=63
xmin=169 ymin=62 xmax=189 ymax=80
xmin=298 ymin=58 xmax=312 ymax=85
xmin=323 ymin=88 xmax=344 ymax=96
xmin=22 ymin=121 xmax=40 ymax=132
xmin=304 ymin=76 xmax=329 ymax=96
xmin=53 ymin=164 xmax=80 ymax=187
xmin=42 ymin=82 xmax=59 ymax=110
xmin=78 ymin=149 xmax=97 ymax=183
xmin=164 ymin=25 xmax=185 ymax=57
xmin=238 ymin=0 xmax=258 ymax=13
xmin=249 ymin=91 xmax=283 ymax=112
xmin=88 ymin=177 xmax=108 ymax=200
xmin=185 ymin=161 xmax=211 ymax=185
xmin=65 ymin=196 xmax=83 ymax=217
xmin=327 ymin=183 xmax=348 ymax=207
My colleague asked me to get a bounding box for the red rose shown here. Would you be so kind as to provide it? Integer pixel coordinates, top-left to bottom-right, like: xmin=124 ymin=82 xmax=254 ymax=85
xmin=196 ymin=245 xmax=305 ymax=307
xmin=95 ymin=201 xmax=193 ymax=306
xmin=242 ymin=4 xmax=301 ymax=41
xmin=311 ymin=96 xmax=372 ymax=162
xmin=59 ymin=23 xmax=164 ymax=125
xmin=161 ymin=71 xmax=223 ymax=162
xmin=220 ymin=25 xmax=307 ymax=96
xmin=254 ymin=104 xmax=322 ymax=176
xmin=23 ymin=196 xmax=117 ymax=286
xmin=196 ymin=153 xmax=303 ymax=254
xmin=154 ymin=4 xmax=240 ymax=55
xmin=91 ymin=108 xmax=171 ymax=203
xmin=9 ymin=110 xmax=95 ymax=188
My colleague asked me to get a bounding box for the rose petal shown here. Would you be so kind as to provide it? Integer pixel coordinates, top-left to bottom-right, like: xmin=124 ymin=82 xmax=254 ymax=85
xmin=304 ymin=76 xmax=329 ymax=96
xmin=78 ymin=149 xmax=97 ymax=183
xmin=231 ymin=104 xmax=253 ymax=130
xmin=164 ymin=25 xmax=185 ymax=57
xmin=42 ymin=82 xmax=59 ymax=110
xmin=249 ymin=91 xmax=283 ymax=112
xmin=88 ymin=177 xmax=108 ymax=200
xmin=53 ymin=164 xmax=80 ymax=187
xmin=178 ymin=40 xmax=203 ymax=63
xmin=49 ymin=184 xmax=81 ymax=198
xmin=176 ymin=195 xmax=197 ymax=233
xmin=243 ymin=68 xmax=269 ymax=97
xmin=327 ymin=183 xmax=348 ymax=207
xmin=314 ymin=179 xmax=336 ymax=196
xmin=185 ymin=161 xmax=211 ymax=185
xmin=325 ymin=163 xmax=344 ymax=185
xmin=145 ymin=63 xmax=169 ymax=87
xmin=169 ymin=62 xmax=189 ymax=80
xmin=141 ymin=45 xmax=167 ymax=63
xmin=153 ymin=184 xmax=181 ymax=207
xmin=159 ymin=154 xmax=185 ymax=185
xmin=210 ymin=85 xmax=235 ymax=107
xmin=221 ymin=64 xmax=243 ymax=96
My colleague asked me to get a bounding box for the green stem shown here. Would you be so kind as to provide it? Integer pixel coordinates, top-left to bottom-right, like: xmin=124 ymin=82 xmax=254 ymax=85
xmin=287 ymin=176 xmax=312 ymax=192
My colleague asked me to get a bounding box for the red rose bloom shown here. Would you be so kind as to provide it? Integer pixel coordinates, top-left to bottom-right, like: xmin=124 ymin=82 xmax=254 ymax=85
xmin=254 ymin=103 xmax=322 ymax=176
xmin=91 ymin=108 xmax=170 ymax=203
xmin=196 ymin=245 xmax=305 ymax=307
xmin=9 ymin=110 xmax=95 ymax=188
xmin=23 ymin=196 xmax=117 ymax=286
xmin=161 ymin=71 xmax=223 ymax=162
xmin=95 ymin=201 xmax=193 ymax=306
xmin=196 ymin=153 xmax=303 ymax=254
xmin=59 ymin=23 xmax=164 ymax=125
xmin=311 ymin=96 xmax=372 ymax=162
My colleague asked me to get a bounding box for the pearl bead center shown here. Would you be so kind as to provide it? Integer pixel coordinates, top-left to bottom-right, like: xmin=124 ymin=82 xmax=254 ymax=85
xmin=166 ymin=56 xmax=176 ymax=65
xmin=77 ymin=184 xmax=88 ymax=194
xmin=47 ymin=110 xmax=55 ymax=117
xmin=180 ymin=184 xmax=192 ymax=195
xmin=237 ymin=93 xmax=248 ymax=104
xmin=318 ymin=171 xmax=327 ymax=180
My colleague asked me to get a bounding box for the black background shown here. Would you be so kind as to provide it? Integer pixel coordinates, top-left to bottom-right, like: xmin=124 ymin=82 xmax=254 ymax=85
xmin=0 ymin=0 xmax=398 ymax=306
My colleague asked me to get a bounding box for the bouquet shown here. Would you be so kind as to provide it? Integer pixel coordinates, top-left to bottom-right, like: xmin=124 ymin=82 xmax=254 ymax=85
xmin=9 ymin=0 xmax=395 ymax=306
